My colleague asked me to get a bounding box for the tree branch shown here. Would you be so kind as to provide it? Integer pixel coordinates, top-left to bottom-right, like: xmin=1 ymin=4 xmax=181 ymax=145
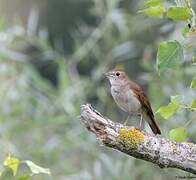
xmin=80 ymin=104 xmax=196 ymax=175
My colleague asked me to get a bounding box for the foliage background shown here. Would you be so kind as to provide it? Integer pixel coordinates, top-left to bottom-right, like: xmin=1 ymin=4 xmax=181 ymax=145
xmin=0 ymin=0 xmax=195 ymax=179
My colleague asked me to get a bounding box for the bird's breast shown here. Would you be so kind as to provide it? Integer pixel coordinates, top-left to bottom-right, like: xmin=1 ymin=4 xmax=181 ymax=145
xmin=111 ymin=86 xmax=141 ymax=113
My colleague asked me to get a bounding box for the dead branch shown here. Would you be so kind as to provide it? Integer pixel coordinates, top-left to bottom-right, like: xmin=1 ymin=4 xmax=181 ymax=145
xmin=80 ymin=104 xmax=196 ymax=175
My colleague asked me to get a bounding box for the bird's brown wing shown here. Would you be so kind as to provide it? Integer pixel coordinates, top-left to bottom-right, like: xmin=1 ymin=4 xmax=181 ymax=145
xmin=130 ymin=81 xmax=161 ymax=134
xmin=130 ymin=82 xmax=154 ymax=119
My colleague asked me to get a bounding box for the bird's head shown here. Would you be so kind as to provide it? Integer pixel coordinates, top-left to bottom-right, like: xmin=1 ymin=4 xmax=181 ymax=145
xmin=105 ymin=69 xmax=128 ymax=86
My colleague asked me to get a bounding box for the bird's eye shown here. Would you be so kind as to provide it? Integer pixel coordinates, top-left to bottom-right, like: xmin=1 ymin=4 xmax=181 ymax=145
xmin=116 ymin=72 xmax=120 ymax=76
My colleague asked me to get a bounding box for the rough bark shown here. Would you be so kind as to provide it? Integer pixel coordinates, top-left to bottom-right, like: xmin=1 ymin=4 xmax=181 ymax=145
xmin=80 ymin=104 xmax=196 ymax=175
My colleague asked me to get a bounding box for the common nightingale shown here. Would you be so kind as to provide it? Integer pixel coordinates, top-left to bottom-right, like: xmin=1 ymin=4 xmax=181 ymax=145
xmin=105 ymin=69 xmax=161 ymax=135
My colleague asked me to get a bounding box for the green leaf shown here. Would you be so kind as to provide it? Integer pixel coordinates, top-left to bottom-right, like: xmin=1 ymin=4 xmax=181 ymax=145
xmin=182 ymin=26 xmax=190 ymax=37
xmin=191 ymin=99 xmax=196 ymax=108
xmin=138 ymin=5 xmax=165 ymax=18
xmin=156 ymin=100 xmax=180 ymax=119
xmin=171 ymin=95 xmax=184 ymax=103
xmin=193 ymin=56 xmax=196 ymax=63
xmin=167 ymin=7 xmax=192 ymax=21
xmin=144 ymin=0 xmax=162 ymax=7
xmin=25 ymin=161 xmax=50 ymax=175
xmin=169 ymin=127 xmax=186 ymax=142
xmin=4 ymin=155 xmax=20 ymax=176
xmin=190 ymin=79 xmax=196 ymax=89
xmin=157 ymin=40 xmax=184 ymax=74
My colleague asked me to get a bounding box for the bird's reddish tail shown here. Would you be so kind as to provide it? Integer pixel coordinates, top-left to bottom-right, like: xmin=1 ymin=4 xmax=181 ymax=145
xmin=142 ymin=112 xmax=161 ymax=135
xmin=149 ymin=119 xmax=161 ymax=135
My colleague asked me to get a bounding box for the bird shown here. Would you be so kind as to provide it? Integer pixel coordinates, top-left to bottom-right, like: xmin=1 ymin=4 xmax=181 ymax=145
xmin=105 ymin=69 xmax=161 ymax=135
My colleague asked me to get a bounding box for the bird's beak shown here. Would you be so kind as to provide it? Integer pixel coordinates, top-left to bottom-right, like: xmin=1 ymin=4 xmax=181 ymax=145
xmin=104 ymin=72 xmax=113 ymax=78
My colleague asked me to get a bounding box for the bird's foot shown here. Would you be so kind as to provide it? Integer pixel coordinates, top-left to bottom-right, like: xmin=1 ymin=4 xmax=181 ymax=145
xmin=139 ymin=115 xmax=144 ymax=131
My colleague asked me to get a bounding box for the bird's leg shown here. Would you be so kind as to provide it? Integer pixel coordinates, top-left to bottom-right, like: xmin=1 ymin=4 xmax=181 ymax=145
xmin=139 ymin=115 xmax=144 ymax=130
xmin=123 ymin=115 xmax=130 ymax=125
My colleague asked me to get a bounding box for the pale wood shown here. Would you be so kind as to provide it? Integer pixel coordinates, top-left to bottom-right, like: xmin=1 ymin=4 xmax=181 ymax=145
xmin=80 ymin=104 xmax=196 ymax=175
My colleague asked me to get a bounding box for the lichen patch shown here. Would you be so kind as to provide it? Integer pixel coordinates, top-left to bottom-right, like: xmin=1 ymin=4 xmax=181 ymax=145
xmin=171 ymin=143 xmax=178 ymax=154
xmin=118 ymin=128 xmax=145 ymax=149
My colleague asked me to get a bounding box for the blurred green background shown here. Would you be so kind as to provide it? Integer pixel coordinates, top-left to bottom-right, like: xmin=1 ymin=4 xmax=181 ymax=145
xmin=0 ymin=0 xmax=195 ymax=179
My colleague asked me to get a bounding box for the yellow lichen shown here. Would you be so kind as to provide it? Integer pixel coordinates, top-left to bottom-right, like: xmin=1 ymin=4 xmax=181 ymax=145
xmin=118 ymin=128 xmax=144 ymax=149
xmin=171 ymin=143 xmax=178 ymax=154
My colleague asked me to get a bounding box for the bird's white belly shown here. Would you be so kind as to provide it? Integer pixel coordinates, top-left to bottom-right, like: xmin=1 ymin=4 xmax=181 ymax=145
xmin=111 ymin=87 xmax=141 ymax=113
